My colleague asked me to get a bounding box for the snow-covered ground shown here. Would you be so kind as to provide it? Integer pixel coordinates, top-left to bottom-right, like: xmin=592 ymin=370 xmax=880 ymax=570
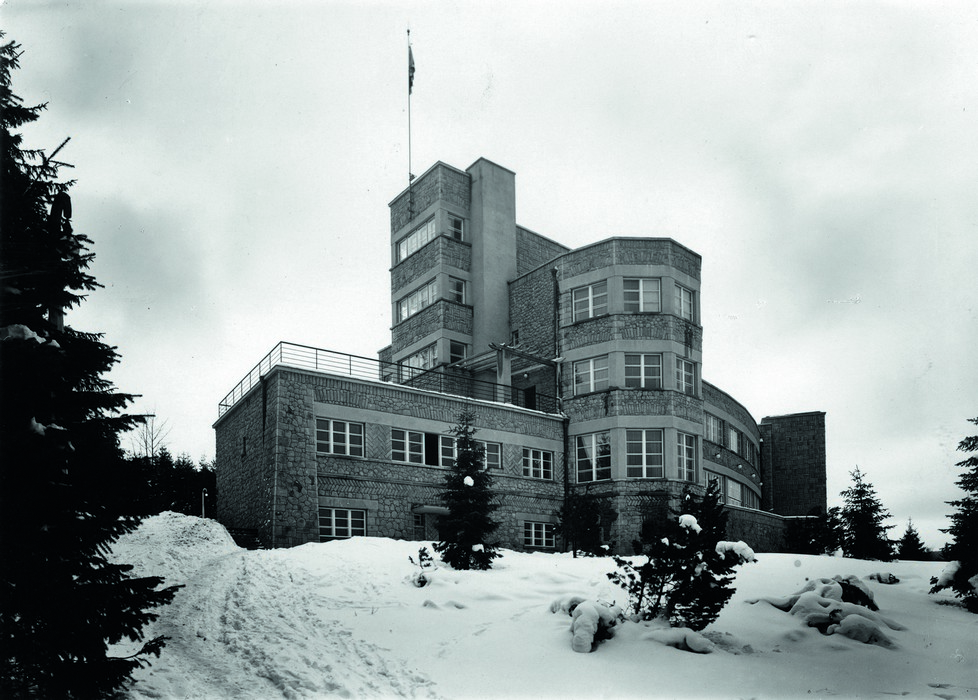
xmin=110 ymin=513 xmax=977 ymax=699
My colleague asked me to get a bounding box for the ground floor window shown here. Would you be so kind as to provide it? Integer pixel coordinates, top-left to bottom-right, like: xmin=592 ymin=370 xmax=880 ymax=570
xmin=413 ymin=513 xmax=426 ymax=540
xmin=319 ymin=507 xmax=366 ymax=541
xmin=523 ymin=521 xmax=555 ymax=549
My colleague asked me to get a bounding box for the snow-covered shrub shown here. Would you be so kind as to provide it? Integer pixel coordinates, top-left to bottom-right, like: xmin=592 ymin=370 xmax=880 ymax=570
xmin=550 ymin=596 xmax=623 ymax=653
xmin=607 ymin=484 xmax=754 ymax=631
xmin=408 ymin=546 xmax=435 ymax=587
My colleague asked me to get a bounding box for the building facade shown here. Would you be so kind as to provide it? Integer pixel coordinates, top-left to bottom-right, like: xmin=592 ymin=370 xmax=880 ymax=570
xmin=214 ymin=158 xmax=826 ymax=553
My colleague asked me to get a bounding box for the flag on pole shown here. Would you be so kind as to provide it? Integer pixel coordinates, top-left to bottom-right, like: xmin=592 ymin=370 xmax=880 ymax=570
xmin=408 ymin=45 xmax=415 ymax=94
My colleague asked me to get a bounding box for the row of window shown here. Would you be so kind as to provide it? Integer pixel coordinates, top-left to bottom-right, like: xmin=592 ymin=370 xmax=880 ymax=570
xmin=396 ymin=276 xmax=466 ymax=323
xmin=572 ymin=279 xmax=696 ymax=323
xmin=573 ymin=354 xmax=697 ymax=396
xmin=400 ymin=340 xmax=467 ymax=377
xmin=705 ymin=413 xmax=758 ymax=465
xmin=319 ymin=506 xmax=554 ymax=549
xmin=706 ymin=471 xmax=760 ymax=509
xmin=576 ymin=430 xmax=697 ymax=483
xmin=316 ymin=419 xmax=555 ymax=479
xmin=395 ymin=215 xmax=465 ymax=263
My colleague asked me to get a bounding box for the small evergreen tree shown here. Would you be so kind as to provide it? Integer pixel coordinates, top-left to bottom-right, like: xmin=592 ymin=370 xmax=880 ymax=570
xmin=434 ymin=411 xmax=501 ymax=570
xmin=838 ymin=466 xmax=895 ymax=560
xmin=608 ymin=483 xmax=754 ymax=631
xmin=930 ymin=417 xmax=978 ymax=612
xmin=896 ymin=519 xmax=930 ymax=561
xmin=554 ymin=489 xmax=617 ymax=557
xmin=0 ymin=36 xmax=179 ymax=697
xmin=784 ymin=508 xmax=838 ymax=555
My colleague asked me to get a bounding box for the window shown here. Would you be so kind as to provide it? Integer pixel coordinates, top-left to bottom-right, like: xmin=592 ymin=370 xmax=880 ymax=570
xmin=572 ymin=281 xmax=608 ymax=322
xmin=675 ymin=284 xmax=696 ymax=322
xmin=626 ymin=429 xmax=664 ymax=478
xmin=522 ymin=448 xmax=554 ymax=479
xmin=392 ymin=428 xmax=425 ymax=464
xmin=746 ymin=440 xmax=757 ymax=466
xmin=523 ymin=521 xmax=555 ymax=549
xmin=400 ymin=343 xmax=438 ymax=378
xmin=676 ymin=357 xmax=696 ymax=395
xmin=742 ymin=489 xmax=759 ymax=509
xmin=574 ymin=356 xmax=609 ymax=395
xmin=447 ymin=277 xmax=466 ymax=304
xmin=625 ymin=354 xmax=662 ymax=389
xmin=396 ymin=218 xmax=437 ymax=262
xmin=727 ymin=480 xmax=743 ymax=507
xmin=705 ymin=414 xmax=723 ymax=444
xmin=624 ymin=278 xmax=661 ymax=313
xmin=728 ymin=427 xmax=740 ymax=455
xmin=482 ymin=441 xmax=502 ymax=470
xmin=397 ymin=279 xmax=437 ymax=322
xmin=435 ymin=435 xmax=501 ymax=470
xmin=241 ymin=435 xmax=247 ymax=458
xmin=319 ymin=507 xmax=366 ymax=541
xmin=449 ymin=341 xmax=467 ymax=364
xmin=677 ymin=432 xmax=697 ymax=482
xmin=449 ymin=216 xmax=465 ymax=240
xmin=576 ymin=432 xmax=611 ymax=483
xmin=413 ymin=513 xmax=426 ymax=540
xmin=708 ymin=471 xmax=725 ymax=501
xmin=316 ymin=419 xmax=365 ymax=457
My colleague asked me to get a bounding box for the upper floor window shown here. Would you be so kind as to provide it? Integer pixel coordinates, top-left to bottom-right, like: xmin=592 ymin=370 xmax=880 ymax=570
xmin=728 ymin=427 xmax=740 ymax=455
xmin=626 ymin=429 xmax=664 ymax=478
xmin=705 ymin=414 xmax=723 ymax=444
xmin=624 ymin=278 xmax=661 ymax=313
xmin=676 ymin=357 xmax=696 ymax=396
xmin=746 ymin=440 xmax=758 ymax=466
xmin=437 ymin=435 xmax=502 ymax=470
xmin=522 ymin=448 xmax=554 ymax=480
xmin=449 ymin=216 xmax=465 ymax=240
xmin=397 ymin=279 xmax=437 ymax=323
xmin=576 ymin=432 xmax=611 ymax=483
xmin=677 ymin=432 xmax=697 ymax=482
xmin=392 ymin=428 xmax=426 ymax=464
xmin=396 ymin=218 xmax=437 ymax=262
xmin=572 ymin=281 xmax=608 ymax=322
xmin=675 ymin=284 xmax=696 ymax=322
xmin=316 ymin=419 xmax=365 ymax=457
xmin=400 ymin=344 xmax=438 ymax=378
xmin=449 ymin=341 xmax=467 ymax=364
xmin=447 ymin=277 xmax=466 ymax=304
xmin=574 ymin=356 xmax=609 ymax=395
xmin=625 ymin=353 xmax=662 ymax=389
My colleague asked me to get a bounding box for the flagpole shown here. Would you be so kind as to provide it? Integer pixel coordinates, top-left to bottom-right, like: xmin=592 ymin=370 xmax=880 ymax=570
xmin=407 ymin=29 xmax=414 ymax=218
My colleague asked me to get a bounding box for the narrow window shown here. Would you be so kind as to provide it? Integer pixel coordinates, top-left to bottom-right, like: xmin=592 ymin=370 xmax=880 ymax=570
xmin=675 ymin=357 xmax=696 ymax=395
xmin=705 ymin=414 xmax=723 ymax=444
xmin=449 ymin=341 xmax=467 ymax=364
xmin=675 ymin=284 xmax=696 ymax=322
xmin=447 ymin=277 xmax=466 ymax=304
xmin=449 ymin=216 xmax=465 ymax=240
xmin=677 ymin=432 xmax=697 ymax=482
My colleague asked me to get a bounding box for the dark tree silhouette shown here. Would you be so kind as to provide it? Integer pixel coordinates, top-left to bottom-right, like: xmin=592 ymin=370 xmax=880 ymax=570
xmin=554 ymin=489 xmax=617 ymax=557
xmin=930 ymin=417 xmax=978 ymax=612
xmin=896 ymin=519 xmax=929 ymax=561
xmin=838 ymin=467 xmax=895 ymax=561
xmin=0 ymin=36 xmax=179 ymax=697
xmin=434 ymin=411 xmax=501 ymax=570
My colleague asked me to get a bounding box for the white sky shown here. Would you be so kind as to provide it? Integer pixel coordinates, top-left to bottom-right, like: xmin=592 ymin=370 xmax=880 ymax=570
xmin=6 ymin=1 xmax=977 ymax=549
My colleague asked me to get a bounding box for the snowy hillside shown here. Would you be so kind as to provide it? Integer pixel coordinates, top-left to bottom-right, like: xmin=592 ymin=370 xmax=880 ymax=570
xmin=109 ymin=513 xmax=976 ymax=699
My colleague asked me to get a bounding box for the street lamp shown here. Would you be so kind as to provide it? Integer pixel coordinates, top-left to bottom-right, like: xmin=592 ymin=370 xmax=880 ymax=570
xmin=201 ymin=488 xmax=208 ymax=519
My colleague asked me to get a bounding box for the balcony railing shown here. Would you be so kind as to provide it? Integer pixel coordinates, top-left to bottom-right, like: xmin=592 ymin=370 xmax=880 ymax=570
xmin=217 ymin=341 xmax=559 ymax=417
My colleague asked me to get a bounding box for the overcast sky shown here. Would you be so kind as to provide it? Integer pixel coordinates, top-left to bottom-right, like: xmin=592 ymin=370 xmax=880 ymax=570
xmin=6 ymin=1 xmax=977 ymax=549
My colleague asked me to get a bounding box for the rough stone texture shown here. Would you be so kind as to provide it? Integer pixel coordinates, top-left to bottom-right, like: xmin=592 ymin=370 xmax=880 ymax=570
xmin=563 ymin=389 xmax=703 ymax=424
xmin=557 ymin=238 xmax=701 ymax=281
xmin=726 ymin=507 xmax=788 ymax=553
xmin=390 ymin=163 xmax=470 ymax=234
xmin=391 ymin=235 xmax=472 ymax=292
xmin=759 ymin=412 xmax=827 ymax=517
xmin=515 ymin=226 xmax=569 ymax=276
xmin=561 ymin=314 xmax=703 ymax=353
xmin=509 ymin=264 xmax=558 ymax=360
xmin=391 ymin=300 xmax=473 ymax=355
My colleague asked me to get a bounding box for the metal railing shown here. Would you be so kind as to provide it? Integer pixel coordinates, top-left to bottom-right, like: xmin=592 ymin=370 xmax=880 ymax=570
xmin=218 ymin=341 xmax=559 ymax=417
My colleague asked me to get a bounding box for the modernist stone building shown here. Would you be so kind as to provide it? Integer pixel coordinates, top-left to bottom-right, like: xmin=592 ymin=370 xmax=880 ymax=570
xmin=214 ymin=157 xmax=826 ymax=553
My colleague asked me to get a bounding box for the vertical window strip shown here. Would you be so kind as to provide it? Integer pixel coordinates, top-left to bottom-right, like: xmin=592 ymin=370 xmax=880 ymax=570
xmin=576 ymin=432 xmax=611 ymax=483
xmin=677 ymin=432 xmax=697 ymax=482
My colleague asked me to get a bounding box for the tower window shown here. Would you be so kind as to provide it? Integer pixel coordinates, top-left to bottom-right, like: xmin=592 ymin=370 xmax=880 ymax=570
xmin=447 ymin=277 xmax=466 ymax=304
xmin=625 ymin=353 xmax=662 ymax=389
xmin=675 ymin=357 xmax=696 ymax=396
xmin=449 ymin=216 xmax=465 ymax=240
xmin=624 ymin=278 xmax=661 ymax=313
xmin=572 ymin=281 xmax=608 ymax=322
xmin=675 ymin=284 xmax=696 ymax=322
xmin=396 ymin=218 xmax=437 ymax=262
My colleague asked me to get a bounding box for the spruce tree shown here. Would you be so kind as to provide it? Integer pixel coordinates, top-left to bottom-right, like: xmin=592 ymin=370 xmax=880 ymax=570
xmin=0 ymin=37 xmax=179 ymax=697
xmin=896 ymin=519 xmax=929 ymax=561
xmin=930 ymin=417 xmax=978 ymax=612
xmin=838 ymin=466 xmax=895 ymax=561
xmin=554 ymin=489 xmax=616 ymax=557
xmin=434 ymin=411 xmax=501 ymax=570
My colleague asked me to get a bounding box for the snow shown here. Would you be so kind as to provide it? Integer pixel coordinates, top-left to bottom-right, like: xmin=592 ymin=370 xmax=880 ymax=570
xmin=463 ymin=476 xmax=474 ymax=487
xmin=716 ymin=540 xmax=757 ymax=563
xmin=111 ymin=513 xmax=978 ymax=699
xmin=678 ymin=513 xmax=701 ymax=533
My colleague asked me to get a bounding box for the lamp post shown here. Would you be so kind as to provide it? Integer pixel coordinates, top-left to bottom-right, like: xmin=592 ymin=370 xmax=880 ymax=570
xmin=201 ymin=488 xmax=208 ymax=519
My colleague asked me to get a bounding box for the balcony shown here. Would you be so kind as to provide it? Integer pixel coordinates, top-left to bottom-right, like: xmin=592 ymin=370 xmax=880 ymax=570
xmin=218 ymin=341 xmax=559 ymax=417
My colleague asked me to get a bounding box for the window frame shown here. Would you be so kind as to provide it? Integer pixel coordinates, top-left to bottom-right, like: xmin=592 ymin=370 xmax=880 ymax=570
xmin=574 ymin=355 xmax=609 ymax=395
xmin=448 ymin=215 xmax=465 ymax=241
xmin=572 ymin=281 xmax=609 ymax=322
xmin=624 ymin=353 xmax=663 ymax=389
xmin=625 ymin=428 xmax=664 ymax=478
xmin=675 ymin=283 xmax=696 ymax=322
xmin=576 ymin=432 xmax=612 ymax=483
xmin=396 ymin=278 xmax=438 ymax=323
xmin=675 ymin=357 xmax=696 ymax=396
xmin=623 ymin=277 xmax=662 ymax=313
xmin=315 ymin=419 xmax=365 ymax=458
xmin=391 ymin=428 xmax=425 ymax=464
xmin=523 ymin=521 xmax=556 ymax=549
xmin=319 ymin=507 xmax=367 ymax=541
xmin=447 ymin=276 xmax=466 ymax=304
xmin=705 ymin=414 xmax=723 ymax=445
xmin=677 ymin=431 xmax=697 ymax=482
xmin=522 ymin=448 xmax=554 ymax=480
xmin=396 ymin=218 xmax=437 ymax=263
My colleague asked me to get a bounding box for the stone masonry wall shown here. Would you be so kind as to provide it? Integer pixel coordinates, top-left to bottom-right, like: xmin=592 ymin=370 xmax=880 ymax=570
xmin=515 ymin=226 xmax=570 ymax=276
xmin=391 ymin=236 xmax=472 ymax=292
xmin=508 ymin=264 xmax=557 ymax=359
xmin=556 ymin=238 xmax=701 ymax=281
xmin=560 ymin=314 xmax=703 ymax=354
xmin=391 ymin=300 xmax=473 ymax=354
xmin=759 ymin=412 xmax=827 ymax=517
xmin=563 ymin=389 xmax=704 ymax=424
xmin=390 ymin=163 xmax=471 ymax=234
